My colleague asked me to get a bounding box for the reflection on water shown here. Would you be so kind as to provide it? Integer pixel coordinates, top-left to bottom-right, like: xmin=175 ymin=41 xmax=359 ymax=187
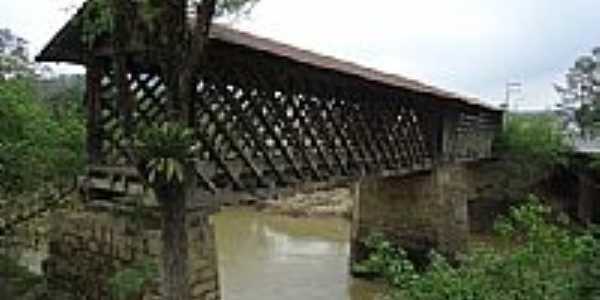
xmin=213 ymin=208 xmax=382 ymax=300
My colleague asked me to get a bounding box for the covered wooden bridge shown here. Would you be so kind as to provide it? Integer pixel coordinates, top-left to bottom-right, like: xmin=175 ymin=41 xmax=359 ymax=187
xmin=38 ymin=16 xmax=501 ymax=200
xmin=35 ymin=8 xmax=503 ymax=300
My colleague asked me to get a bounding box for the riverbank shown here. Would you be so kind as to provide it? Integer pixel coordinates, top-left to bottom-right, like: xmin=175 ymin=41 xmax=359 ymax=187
xmin=255 ymin=187 xmax=354 ymax=219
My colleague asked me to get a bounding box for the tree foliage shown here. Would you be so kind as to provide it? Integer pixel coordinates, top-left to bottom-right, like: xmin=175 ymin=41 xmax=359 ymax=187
xmin=0 ymin=78 xmax=86 ymax=196
xmin=0 ymin=31 xmax=86 ymax=298
xmin=0 ymin=30 xmax=85 ymax=196
xmin=354 ymin=196 xmax=600 ymax=300
xmin=492 ymin=115 xmax=570 ymax=200
xmin=135 ymin=122 xmax=196 ymax=185
xmin=556 ymin=47 xmax=600 ymax=138
xmin=496 ymin=115 xmax=570 ymax=170
xmin=214 ymin=0 xmax=259 ymax=17
xmin=0 ymin=29 xmax=35 ymax=80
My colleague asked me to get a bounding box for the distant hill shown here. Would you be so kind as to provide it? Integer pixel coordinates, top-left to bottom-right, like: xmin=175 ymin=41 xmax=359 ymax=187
xmin=36 ymin=74 xmax=85 ymax=102
xmin=512 ymin=109 xmax=560 ymax=118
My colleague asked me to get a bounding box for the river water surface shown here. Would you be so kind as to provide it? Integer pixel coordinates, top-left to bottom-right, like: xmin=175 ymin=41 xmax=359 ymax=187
xmin=213 ymin=208 xmax=383 ymax=300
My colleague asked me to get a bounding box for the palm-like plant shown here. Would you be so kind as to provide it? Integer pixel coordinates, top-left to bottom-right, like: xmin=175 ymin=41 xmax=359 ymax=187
xmin=134 ymin=122 xmax=197 ymax=185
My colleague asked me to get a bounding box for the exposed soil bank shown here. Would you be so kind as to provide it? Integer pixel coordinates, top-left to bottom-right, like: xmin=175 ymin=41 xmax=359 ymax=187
xmin=255 ymin=187 xmax=354 ymax=219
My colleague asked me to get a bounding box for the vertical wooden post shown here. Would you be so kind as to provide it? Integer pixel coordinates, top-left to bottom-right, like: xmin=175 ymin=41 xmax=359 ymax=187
xmin=86 ymin=59 xmax=102 ymax=164
xmin=114 ymin=56 xmax=134 ymax=138
xmin=425 ymin=106 xmax=443 ymax=166
xmin=110 ymin=0 xmax=134 ymax=138
xmin=434 ymin=115 xmax=443 ymax=164
xmin=439 ymin=108 xmax=460 ymax=163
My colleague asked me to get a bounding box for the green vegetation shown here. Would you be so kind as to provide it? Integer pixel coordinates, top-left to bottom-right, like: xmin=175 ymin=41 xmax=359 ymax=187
xmin=0 ymin=79 xmax=85 ymax=195
xmin=556 ymin=48 xmax=600 ymax=138
xmin=109 ymin=258 xmax=158 ymax=300
xmin=135 ymin=122 xmax=196 ymax=185
xmin=496 ymin=115 xmax=570 ymax=173
xmin=1 ymin=27 xmax=86 ymax=197
xmin=490 ymin=115 xmax=572 ymax=201
xmin=0 ymin=28 xmax=85 ymax=298
xmin=354 ymin=196 xmax=600 ymax=300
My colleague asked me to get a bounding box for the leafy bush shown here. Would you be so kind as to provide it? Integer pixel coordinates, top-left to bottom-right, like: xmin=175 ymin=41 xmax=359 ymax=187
xmin=354 ymin=196 xmax=600 ymax=300
xmin=0 ymin=79 xmax=85 ymax=195
xmin=108 ymin=258 xmax=158 ymax=300
xmin=496 ymin=115 xmax=570 ymax=172
xmin=578 ymin=225 xmax=600 ymax=300
xmin=491 ymin=115 xmax=572 ymax=201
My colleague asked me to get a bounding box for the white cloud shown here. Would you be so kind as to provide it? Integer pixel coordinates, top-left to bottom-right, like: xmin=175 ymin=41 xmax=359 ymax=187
xmin=232 ymin=0 xmax=600 ymax=109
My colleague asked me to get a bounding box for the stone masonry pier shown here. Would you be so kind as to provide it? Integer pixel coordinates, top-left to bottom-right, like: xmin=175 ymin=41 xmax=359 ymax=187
xmin=351 ymin=163 xmax=479 ymax=268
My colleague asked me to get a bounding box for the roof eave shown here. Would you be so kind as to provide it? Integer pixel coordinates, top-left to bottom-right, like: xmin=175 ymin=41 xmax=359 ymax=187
xmin=35 ymin=3 xmax=501 ymax=112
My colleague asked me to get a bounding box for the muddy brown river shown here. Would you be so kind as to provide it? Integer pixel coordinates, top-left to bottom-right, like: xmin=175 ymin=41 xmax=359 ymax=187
xmin=213 ymin=208 xmax=383 ymax=300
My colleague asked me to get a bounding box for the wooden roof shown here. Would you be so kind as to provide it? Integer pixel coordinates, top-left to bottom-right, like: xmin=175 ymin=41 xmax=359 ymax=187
xmin=37 ymin=5 xmax=499 ymax=112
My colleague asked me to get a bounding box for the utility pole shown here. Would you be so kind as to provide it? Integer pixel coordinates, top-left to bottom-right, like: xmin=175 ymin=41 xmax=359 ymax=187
xmin=505 ymin=81 xmax=522 ymax=112
xmin=503 ymin=81 xmax=522 ymax=124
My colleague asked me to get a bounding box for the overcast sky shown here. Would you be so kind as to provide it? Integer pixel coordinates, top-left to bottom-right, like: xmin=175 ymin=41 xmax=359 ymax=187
xmin=3 ymin=0 xmax=600 ymax=110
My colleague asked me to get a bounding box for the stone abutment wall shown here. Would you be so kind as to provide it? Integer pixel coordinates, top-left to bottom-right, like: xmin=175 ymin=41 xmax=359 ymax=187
xmin=43 ymin=201 xmax=220 ymax=300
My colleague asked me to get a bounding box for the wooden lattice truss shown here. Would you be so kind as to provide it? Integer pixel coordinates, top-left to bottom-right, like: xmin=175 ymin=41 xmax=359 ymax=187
xmin=88 ymin=49 xmax=500 ymax=194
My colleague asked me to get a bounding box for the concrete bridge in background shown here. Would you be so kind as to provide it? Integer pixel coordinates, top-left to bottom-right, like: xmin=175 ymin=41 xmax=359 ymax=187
xmin=30 ymin=4 xmax=503 ymax=299
xmin=573 ymin=137 xmax=600 ymax=154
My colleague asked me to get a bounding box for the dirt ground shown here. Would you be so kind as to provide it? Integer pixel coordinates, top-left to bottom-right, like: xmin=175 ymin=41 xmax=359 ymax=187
xmin=256 ymin=187 xmax=354 ymax=219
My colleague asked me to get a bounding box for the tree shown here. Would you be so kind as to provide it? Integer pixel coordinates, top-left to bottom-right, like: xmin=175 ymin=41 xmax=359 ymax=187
xmin=494 ymin=114 xmax=570 ymax=196
xmin=82 ymin=1 xmax=258 ymax=299
xmin=0 ymin=29 xmax=35 ymax=80
xmin=556 ymin=48 xmax=600 ymax=139
xmin=0 ymin=79 xmax=85 ymax=195
xmin=0 ymin=30 xmax=85 ymax=196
